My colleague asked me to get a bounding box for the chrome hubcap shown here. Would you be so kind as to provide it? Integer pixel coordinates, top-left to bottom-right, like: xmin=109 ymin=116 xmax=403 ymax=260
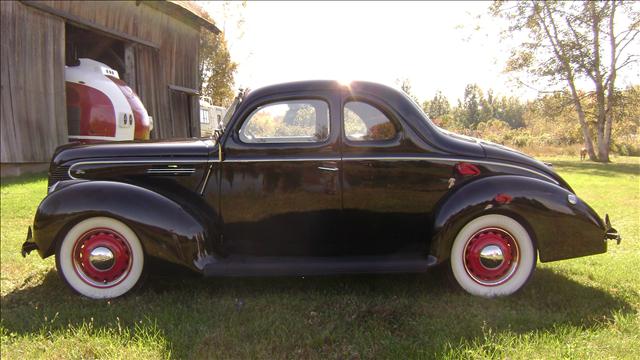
xmin=89 ymin=246 xmax=115 ymax=271
xmin=479 ymin=245 xmax=504 ymax=269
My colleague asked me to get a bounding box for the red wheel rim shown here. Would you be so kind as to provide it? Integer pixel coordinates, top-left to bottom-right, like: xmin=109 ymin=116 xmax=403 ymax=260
xmin=72 ymin=227 xmax=132 ymax=288
xmin=463 ymin=227 xmax=520 ymax=286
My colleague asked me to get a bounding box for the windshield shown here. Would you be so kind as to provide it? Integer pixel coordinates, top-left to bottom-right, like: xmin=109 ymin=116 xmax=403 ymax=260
xmin=220 ymin=93 xmax=241 ymax=130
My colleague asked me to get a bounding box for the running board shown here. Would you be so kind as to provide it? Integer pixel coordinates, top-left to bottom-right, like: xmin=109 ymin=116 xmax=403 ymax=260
xmin=203 ymin=255 xmax=439 ymax=277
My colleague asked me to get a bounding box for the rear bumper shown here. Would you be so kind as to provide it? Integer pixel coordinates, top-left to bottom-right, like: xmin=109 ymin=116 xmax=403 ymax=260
xmin=604 ymin=214 xmax=622 ymax=245
xmin=21 ymin=226 xmax=38 ymax=257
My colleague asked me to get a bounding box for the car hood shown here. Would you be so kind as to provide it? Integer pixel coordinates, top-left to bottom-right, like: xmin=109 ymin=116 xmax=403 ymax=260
xmin=52 ymin=138 xmax=218 ymax=165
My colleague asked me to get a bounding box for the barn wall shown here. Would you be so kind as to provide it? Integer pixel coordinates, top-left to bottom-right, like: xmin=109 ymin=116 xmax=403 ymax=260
xmin=40 ymin=0 xmax=202 ymax=139
xmin=1 ymin=1 xmax=67 ymax=163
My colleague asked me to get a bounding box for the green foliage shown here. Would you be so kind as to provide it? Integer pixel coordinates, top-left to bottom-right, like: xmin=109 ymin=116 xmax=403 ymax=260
xmin=199 ymin=31 xmax=237 ymax=107
xmin=459 ymin=84 xmax=483 ymax=128
xmin=422 ymin=91 xmax=451 ymax=121
xmin=423 ymin=83 xmax=638 ymax=156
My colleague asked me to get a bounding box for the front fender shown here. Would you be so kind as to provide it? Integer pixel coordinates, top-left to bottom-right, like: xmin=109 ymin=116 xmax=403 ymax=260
xmin=33 ymin=180 xmax=220 ymax=272
xmin=430 ymin=175 xmax=606 ymax=263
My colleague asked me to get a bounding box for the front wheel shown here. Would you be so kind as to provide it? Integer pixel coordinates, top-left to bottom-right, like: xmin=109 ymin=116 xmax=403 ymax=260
xmin=450 ymin=214 xmax=536 ymax=298
xmin=56 ymin=217 xmax=145 ymax=299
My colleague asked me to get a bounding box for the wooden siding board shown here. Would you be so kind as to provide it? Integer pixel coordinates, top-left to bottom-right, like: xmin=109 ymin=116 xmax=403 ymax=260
xmin=1 ymin=1 xmax=66 ymax=163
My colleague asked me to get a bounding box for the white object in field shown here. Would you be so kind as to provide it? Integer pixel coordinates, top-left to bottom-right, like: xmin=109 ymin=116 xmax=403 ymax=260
xmin=199 ymin=96 xmax=227 ymax=136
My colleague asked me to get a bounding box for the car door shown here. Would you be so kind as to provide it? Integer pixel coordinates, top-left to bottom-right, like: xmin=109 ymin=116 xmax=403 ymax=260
xmin=339 ymin=95 xmax=449 ymax=257
xmin=220 ymin=91 xmax=343 ymax=256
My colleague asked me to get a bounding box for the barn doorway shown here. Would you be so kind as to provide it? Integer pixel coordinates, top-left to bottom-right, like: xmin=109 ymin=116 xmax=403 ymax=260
xmin=65 ymin=23 xmax=130 ymax=80
xmin=169 ymin=87 xmax=199 ymax=138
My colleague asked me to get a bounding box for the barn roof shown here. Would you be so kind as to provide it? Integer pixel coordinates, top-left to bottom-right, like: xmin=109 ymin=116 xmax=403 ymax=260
xmin=153 ymin=1 xmax=220 ymax=34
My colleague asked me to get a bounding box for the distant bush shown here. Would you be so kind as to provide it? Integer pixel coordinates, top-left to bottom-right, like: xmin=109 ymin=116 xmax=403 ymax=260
xmin=430 ymin=85 xmax=639 ymax=156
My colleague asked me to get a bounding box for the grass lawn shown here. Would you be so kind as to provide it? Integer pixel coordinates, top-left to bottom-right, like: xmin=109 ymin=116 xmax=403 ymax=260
xmin=1 ymin=156 xmax=639 ymax=359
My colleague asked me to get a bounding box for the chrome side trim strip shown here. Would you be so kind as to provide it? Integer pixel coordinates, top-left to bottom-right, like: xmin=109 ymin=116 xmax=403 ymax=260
xmin=146 ymin=169 xmax=196 ymax=174
xmin=68 ymin=159 xmax=215 ymax=179
xmin=318 ymin=166 xmax=339 ymax=172
xmin=223 ymin=157 xmax=342 ymax=163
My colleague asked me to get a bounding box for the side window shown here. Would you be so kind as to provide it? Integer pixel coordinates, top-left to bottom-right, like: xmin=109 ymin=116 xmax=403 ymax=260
xmin=239 ymin=100 xmax=330 ymax=143
xmin=344 ymin=101 xmax=397 ymax=141
xmin=200 ymin=109 xmax=209 ymax=124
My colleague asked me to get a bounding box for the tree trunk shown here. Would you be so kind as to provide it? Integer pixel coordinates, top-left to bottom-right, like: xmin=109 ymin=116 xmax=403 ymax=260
xmin=576 ymin=101 xmax=597 ymax=161
xmin=567 ymin=82 xmax=596 ymax=161
xmin=596 ymin=125 xmax=609 ymax=162
xmin=590 ymin=1 xmax=609 ymax=163
xmin=537 ymin=2 xmax=598 ymax=161
xmin=602 ymin=0 xmax=617 ymax=164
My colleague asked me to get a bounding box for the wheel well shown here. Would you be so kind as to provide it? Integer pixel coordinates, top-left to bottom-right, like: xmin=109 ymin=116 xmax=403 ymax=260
xmin=430 ymin=208 xmax=540 ymax=264
xmin=49 ymin=214 xmax=147 ymax=258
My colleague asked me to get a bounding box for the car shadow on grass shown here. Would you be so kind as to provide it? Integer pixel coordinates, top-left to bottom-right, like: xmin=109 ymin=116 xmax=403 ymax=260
xmin=0 ymin=266 xmax=634 ymax=358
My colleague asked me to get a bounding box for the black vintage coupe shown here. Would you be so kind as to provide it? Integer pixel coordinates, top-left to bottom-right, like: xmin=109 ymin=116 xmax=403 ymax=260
xmin=22 ymin=81 xmax=620 ymax=299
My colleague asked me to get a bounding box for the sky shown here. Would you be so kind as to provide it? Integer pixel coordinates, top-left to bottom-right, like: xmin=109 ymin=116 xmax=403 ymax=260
xmin=201 ymin=1 xmax=639 ymax=104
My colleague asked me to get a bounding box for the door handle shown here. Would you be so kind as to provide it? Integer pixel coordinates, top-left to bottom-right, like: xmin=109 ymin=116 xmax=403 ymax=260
xmin=318 ymin=166 xmax=339 ymax=172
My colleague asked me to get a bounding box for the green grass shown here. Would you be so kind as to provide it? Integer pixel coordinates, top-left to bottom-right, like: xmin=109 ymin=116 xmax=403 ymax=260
xmin=1 ymin=156 xmax=639 ymax=359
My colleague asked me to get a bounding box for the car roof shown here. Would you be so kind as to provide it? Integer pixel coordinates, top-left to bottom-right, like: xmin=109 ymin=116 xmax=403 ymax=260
xmin=243 ymin=80 xmax=401 ymax=103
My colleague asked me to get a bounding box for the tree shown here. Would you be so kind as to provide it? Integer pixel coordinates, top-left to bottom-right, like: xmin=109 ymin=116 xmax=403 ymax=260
xmin=423 ymin=91 xmax=451 ymax=120
xmin=397 ymin=78 xmax=420 ymax=104
xmin=459 ymin=84 xmax=484 ymax=128
xmin=199 ymin=31 xmax=237 ymax=107
xmin=491 ymin=1 xmax=639 ymax=162
xmin=479 ymin=89 xmax=495 ymax=123
xmin=494 ymin=96 xmax=526 ymax=128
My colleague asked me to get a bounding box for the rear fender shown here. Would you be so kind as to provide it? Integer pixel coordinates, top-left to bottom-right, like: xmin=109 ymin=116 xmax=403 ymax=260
xmin=33 ymin=180 xmax=220 ymax=272
xmin=430 ymin=175 xmax=606 ymax=263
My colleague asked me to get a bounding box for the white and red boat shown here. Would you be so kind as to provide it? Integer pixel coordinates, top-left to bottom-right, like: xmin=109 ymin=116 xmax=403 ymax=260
xmin=65 ymin=58 xmax=152 ymax=142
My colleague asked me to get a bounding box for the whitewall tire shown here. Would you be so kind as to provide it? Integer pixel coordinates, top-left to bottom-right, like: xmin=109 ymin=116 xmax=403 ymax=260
xmin=56 ymin=217 xmax=145 ymax=299
xmin=450 ymin=214 xmax=536 ymax=298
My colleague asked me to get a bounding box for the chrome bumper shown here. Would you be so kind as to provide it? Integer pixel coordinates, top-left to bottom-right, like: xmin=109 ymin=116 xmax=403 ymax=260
xmin=21 ymin=226 xmax=38 ymax=257
xmin=604 ymin=214 xmax=622 ymax=245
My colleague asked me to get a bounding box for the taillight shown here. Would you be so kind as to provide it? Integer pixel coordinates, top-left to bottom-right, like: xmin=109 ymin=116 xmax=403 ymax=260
xmin=455 ymin=162 xmax=481 ymax=176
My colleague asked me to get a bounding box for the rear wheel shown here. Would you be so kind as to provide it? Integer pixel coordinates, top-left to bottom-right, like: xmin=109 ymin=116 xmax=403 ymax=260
xmin=450 ymin=214 xmax=536 ymax=298
xmin=56 ymin=217 xmax=145 ymax=299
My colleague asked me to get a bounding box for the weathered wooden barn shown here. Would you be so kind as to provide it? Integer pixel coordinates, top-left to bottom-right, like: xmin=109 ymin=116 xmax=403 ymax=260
xmin=1 ymin=0 xmax=219 ymax=176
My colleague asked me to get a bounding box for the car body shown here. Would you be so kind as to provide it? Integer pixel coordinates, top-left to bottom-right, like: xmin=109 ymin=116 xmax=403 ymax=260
xmin=22 ymin=80 xmax=621 ymax=299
